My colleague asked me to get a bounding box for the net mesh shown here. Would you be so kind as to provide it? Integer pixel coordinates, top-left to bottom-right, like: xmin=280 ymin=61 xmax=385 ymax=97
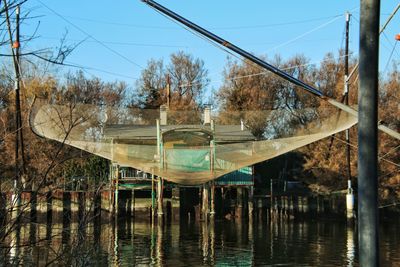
xmin=30 ymin=99 xmax=357 ymax=185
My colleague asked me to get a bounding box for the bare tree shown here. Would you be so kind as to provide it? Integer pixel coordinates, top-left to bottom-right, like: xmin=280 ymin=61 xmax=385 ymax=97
xmin=134 ymin=51 xmax=209 ymax=109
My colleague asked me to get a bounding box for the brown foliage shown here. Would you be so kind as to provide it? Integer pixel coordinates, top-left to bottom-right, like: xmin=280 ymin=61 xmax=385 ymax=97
xmin=0 ymin=70 xmax=128 ymax=191
xmin=218 ymin=51 xmax=399 ymax=202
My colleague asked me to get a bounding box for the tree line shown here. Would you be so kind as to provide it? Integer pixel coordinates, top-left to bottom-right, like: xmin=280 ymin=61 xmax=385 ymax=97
xmin=0 ymin=47 xmax=399 ymax=202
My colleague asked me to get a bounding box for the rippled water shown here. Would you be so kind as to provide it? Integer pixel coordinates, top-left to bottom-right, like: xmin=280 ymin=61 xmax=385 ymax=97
xmin=1 ymin=216 xmax=400 ymax=266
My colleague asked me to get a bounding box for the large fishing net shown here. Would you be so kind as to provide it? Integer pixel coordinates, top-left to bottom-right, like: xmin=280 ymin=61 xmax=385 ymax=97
xmin=30 ymin=99 xmax=357 ymax=185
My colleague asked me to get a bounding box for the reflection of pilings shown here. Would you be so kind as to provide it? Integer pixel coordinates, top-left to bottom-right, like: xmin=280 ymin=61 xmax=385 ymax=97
xmin=150 ymin=219 xmax=156 ymax=265
xmin=93 ymin=220 xmax=101 ymax=259
xmin=202 ymin=184 xmax=209 ymax=221
xmin=62 ymin=207 xmax=71 ymax=244
xmin=9 ymin=223 xmax=21 ymax=265
xmin=107 ymin=219 xmax=114 ymax=265
xmin=210 ymin=220 xmax=215 ymax=263
xmin=346 ymin=183 xmax=355 ymax=221
xmin=210 ymin=183 xmax=215 ymax=218
xmin=78 ymin=193 xmax=88 ymax=245
xmin=346 ymin=226 xmax=355 ymax=267
xmin=113 ymin=219 xmax=119 ymax=266
xmin=302 ymin=196 xmax=309 ymax=213
xmin=157 ymin=177 xmax=164 ymax=218
xmin=201 ymin=221 xmax=209 ymax=262
xmin=129 ymin=216 xmax=135 ymax=265
xmin=291 ymin=196 xmax=297 ymax=216
xmin=29 ymin=221 xmax=37 ymax=249
xmin=269 ymin=220 xmax=275 ymax=261
xmin=45 ymin=214 xmax=52 ymax=241
xmin=156 ymin=219 xmax=164 ymax=266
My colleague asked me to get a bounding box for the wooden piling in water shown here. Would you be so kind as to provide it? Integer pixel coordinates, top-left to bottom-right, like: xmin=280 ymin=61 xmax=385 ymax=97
xmin=235 ymin=187 xmax=243 ymax=219
xmin=46 ymin=191 xmax=52 ymax=223
xmin=78 ymin=192 xmax=85 ymax=223
xmin=248 ymin=186 xmax=254 ymax=220
xmin=130 ymin=189 xmax=135 ymax=218
xmin=94 ymin=191 xmax=102 ymax=220
xmin=171 ymin=187 xmax=180 ymax=221
xmin=30 ymin=191 xmax=37 ymax=222
xmin=62 ymin=191 xmax=71 ymax=222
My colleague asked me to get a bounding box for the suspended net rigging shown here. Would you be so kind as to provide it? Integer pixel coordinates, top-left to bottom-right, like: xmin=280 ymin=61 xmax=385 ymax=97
xmin=30 ymin=98 xmax=356 ymax=185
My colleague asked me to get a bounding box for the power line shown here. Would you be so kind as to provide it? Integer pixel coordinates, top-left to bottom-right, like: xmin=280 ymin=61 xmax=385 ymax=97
xmin=210 ymin=15 xmax=344 ymax=30
xmin=382 ymin=38 xmax=398 ymax=74
xmin=39 ymin=12 xmax=345 ymax=31
xmin=265 ymin=15 xmax=344 ymax=53
xmin=178 ymin=52 xmax=354 ymax=89
xmin=148 ymin=3 xmax=355 ymax=96
xmin=63 ymin=60 xmax=138 ymax=80
xmin=36 ymin=36 xmax=189 ymax=48
xmin=382 ymin=32 xmax=400 ymax=60
xmin=332 ymin=136 xmax=400 ymax=168
xmin=29 ymin=53 xmax=138 ymax=80
xmin=35 ymin=0 xmax=143 ymax=70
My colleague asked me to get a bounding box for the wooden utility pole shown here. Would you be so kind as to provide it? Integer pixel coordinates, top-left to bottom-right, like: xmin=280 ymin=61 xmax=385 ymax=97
xmin=3 ymin=1 xmax=25 ymax=192
xmin=15 ymin=5 xmax=26 ymax=175
xmin=344 ymin=12 xmax=355 ymax=221
xmin=344 ymin=12 xmax=351 ymax=181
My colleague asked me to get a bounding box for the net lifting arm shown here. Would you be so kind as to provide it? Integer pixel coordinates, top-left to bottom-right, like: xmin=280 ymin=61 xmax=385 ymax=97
xmin=141 ymin=0 xmax=400 ymax=140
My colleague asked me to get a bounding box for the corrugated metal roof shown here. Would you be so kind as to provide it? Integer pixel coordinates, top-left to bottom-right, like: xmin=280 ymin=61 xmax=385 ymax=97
xmin=104 ymin=124 xmax=255 ymax=142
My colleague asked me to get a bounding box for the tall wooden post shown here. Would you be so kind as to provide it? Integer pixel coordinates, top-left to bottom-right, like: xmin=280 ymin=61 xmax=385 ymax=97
xmin=151 ymin=173 xmax=156 ymax=220
xmin=114 ymin=164 xmax=120 ymax=216
xmin=210 ymin=119 xmax=215 ymax=219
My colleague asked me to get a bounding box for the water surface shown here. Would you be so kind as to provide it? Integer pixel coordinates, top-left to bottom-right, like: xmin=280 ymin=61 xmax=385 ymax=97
xmin=2 ymin=216 xmax=400 ymax=266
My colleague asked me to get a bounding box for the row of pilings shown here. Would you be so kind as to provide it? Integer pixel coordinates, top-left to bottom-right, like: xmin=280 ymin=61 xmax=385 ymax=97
xmin=0 ymin=188 xmax=355 ymax=227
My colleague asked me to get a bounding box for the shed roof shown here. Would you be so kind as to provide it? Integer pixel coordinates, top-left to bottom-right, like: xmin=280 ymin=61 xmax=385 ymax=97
xmin=104 ymin=124 xmax=255 ymax=142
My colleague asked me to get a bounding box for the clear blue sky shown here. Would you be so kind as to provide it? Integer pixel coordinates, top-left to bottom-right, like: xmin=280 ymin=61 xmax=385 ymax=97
xmin=15 ymin=0 xmax=400 ymax=94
